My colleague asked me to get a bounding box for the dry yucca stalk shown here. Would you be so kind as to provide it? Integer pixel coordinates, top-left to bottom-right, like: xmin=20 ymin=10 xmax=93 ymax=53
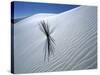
xmin=39 ymin=20 xmax=55 ymax=61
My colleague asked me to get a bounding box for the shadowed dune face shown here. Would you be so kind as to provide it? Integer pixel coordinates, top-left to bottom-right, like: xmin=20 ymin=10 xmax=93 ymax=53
xmin=12 ymin=5 xmax=97 ymax=74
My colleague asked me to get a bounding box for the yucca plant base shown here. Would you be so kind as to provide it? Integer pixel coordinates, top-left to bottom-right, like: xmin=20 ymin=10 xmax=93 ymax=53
xmin=11 ymin=1 xmax=97 ymax=74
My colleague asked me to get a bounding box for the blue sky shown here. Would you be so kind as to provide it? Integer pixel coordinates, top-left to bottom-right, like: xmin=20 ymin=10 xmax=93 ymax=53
xmin=11 ymin=1 xmax=79 ymax=19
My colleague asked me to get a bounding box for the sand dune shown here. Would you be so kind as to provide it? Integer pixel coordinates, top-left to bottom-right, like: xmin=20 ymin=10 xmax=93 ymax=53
xmin=13 ymin=6 xmax=97 ymax=73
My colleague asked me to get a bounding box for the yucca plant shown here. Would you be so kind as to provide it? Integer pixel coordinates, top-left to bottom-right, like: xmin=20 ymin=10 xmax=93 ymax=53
xmin=39 ymin=20 xmax=55 ymax=61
